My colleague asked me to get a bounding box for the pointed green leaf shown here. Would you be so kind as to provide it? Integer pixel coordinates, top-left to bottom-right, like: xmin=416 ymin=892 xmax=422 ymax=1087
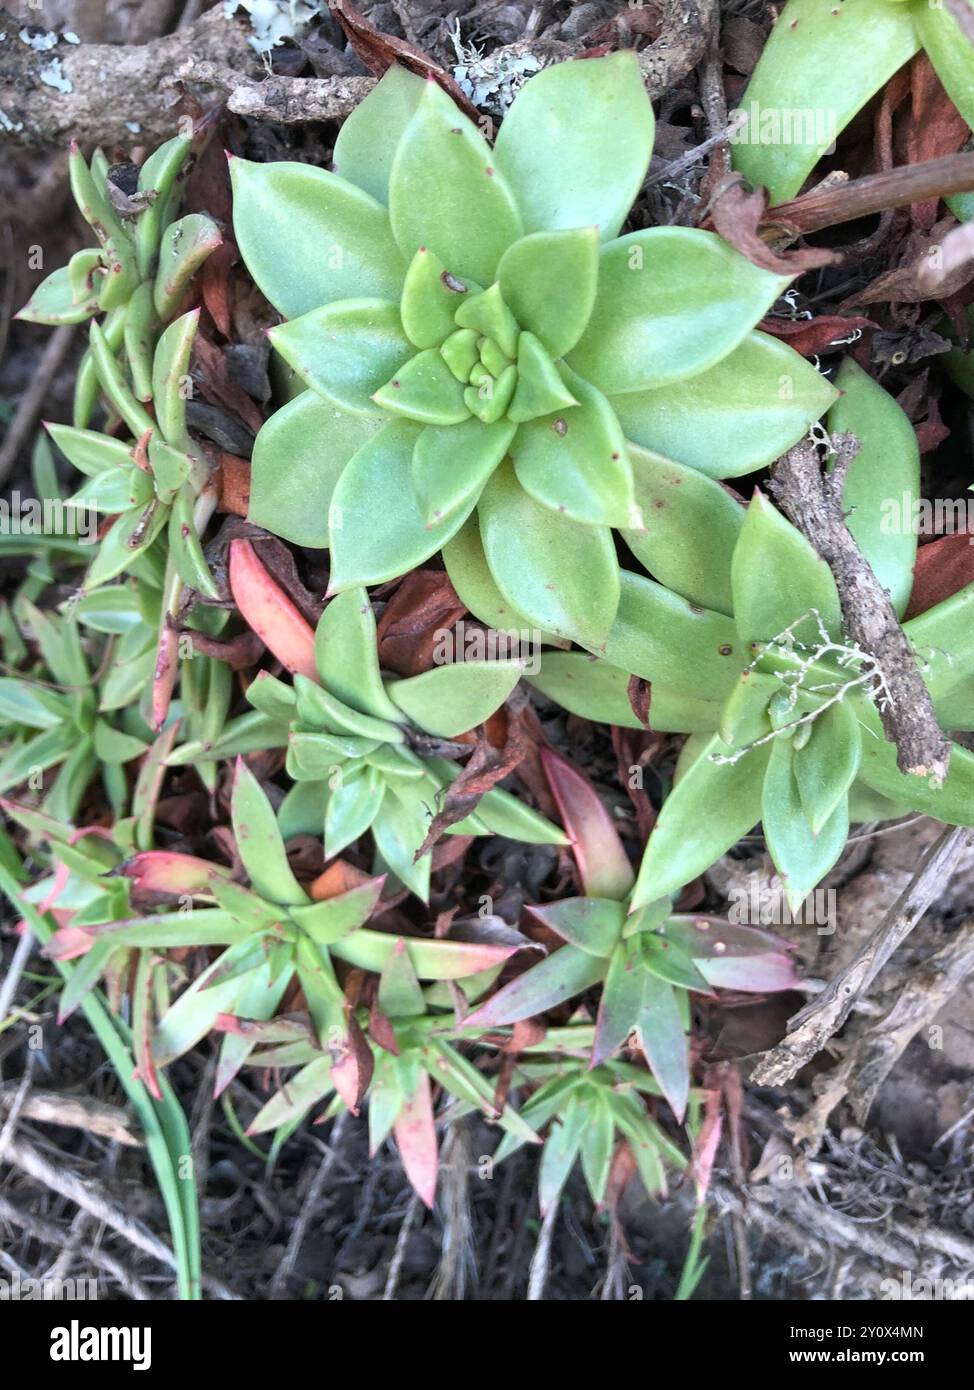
xmin=497 ymin=228 xmax=599 ymax=357
xmin=528 ymin=898 xmax=624 ymax=957
xmin=763 ymin=736 xmax=849 ymax=912
xmin=827 ymin=358 xmax=918 ymax=618
xmin=378 ymin=938 xmax=426 ymax=1018
xmin=493 ymin=53 xmax=654 ymax=240
xmin=732 ymin=490 xmax=842 ymax=645
xmin=332 ymin=63 xmax=427 ymax=203
xmin=371 ymin=783 xmax=434 ymax=900
xmin=250 ymin=389 xmax=380 ymax=548
xmin=508 ymin=331 xmax=579 ymax=423
xmin=538 ymin=1092 xmax=586 ymax=1213
xmin=387 ymin=659 xmax=523 ymax=738
xmin=794 ymin=700 xmax=862 ymax=834
xmin=230 ymin=157 xmax=407 ymax=319
xmin=631 ymin=735 xmax=770 ymax=907
xmin=478 ymin=462 xmax=620 ymax=648
xmin=601 ymin=570 xmax=744 ymax=700
xmin=568 ymin=229 xmax=789 ymax=395
xmin=636 ymin=973 xmax=689 ymax=1121
xmin=270 ymin=299 xmax=412 ymax=416
xmin=231 ymin=758 xmax=307 ymax=907
xmin=151 ymin=310 xmax=198 ymax=452
xmin=622 ymin=445 xmax=743 ymax=615
xmin=328 ymin=421 xmax=474 ymax=589
xmin=389 ymin=80 xmax=522 ymax=285
xmin=154 ymin=213 xmax=222 ymax=320
xmin=400 ymin=246 xmax=480 ymax=349
xmin=324 ymin=764 xmax=384 ymax=856
xmin=613 ymin=330 xmax=838 ymax=479
xmin=314 ymin=587 xmax=402 ymax=722
xmin=511 ymin=366 xmax=639 ymax=528
xmin=288 ymin=876 xmax=385 ymax=946
xmin=373 ymin=347 xmax=470 ymax=424
xmin=411 ymin=416 xmax=515 ymax=526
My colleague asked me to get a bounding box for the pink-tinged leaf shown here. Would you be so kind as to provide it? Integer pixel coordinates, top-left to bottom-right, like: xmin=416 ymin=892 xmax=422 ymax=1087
xmin=118 ymin=851 xmax=234 ymax=899
xmin=48 ymin=923 xmax=97 ymax=960
xmin=692 ymin=1089 xmax=723 ymax=1205
xmin=36 ymin=861 xmax=71 ymax=915
xmin=393 ymin=1068 xmax=438 ymax=1209
xmin=636 ymin=974 xmax=689 ymax=1123
xmin=660 ymin=915 xmax=799 ymax=993
xmin=151 ymin=624 xmax=179 ymax=733
xmin=696 ymin=953 xmax=799 ymax=992
xmin=541 ymin=747 xmax=634 ymax=900
xmin=465 ymin=944 xmax=606 ymax=1028
xmin=330 ymin=928 xmax=525 ymax=980
xmin=228 ymin=537 xmax=318 ymax=680
xmin=329 ymin=1012 xmax=374 ymax=1115
xmin=528 ymin=898 xmax=624 ymax=957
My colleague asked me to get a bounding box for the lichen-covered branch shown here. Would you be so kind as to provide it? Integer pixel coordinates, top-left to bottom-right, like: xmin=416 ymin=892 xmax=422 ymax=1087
xmin=771 ymin=434 xmax=951 ymax=783
xmin=0 ymin=6 xmax=257 ymax=149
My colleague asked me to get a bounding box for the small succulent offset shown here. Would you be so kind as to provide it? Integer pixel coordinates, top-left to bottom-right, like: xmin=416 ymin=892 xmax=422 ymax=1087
xmin=467 ymin=751 xmax=797 ymax=1121
xmin=171 ymin=579 xmax=565 ymax=899
xmin=532 ymin=364 xmax=974 ymax=911
xmin=231 ymin=54 xmax=834 ymax=647
xmin=18 ymin=138 xmax=221 ymax=429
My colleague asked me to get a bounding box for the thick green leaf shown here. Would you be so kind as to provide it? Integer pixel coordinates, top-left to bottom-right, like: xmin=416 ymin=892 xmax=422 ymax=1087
xmin=640 ymin=933 xmax=712 ymax=994
xmin=508 ymin=331 xmax=578 ymax=422
xmin=467 ymin=943 xmax=606 ymax=1026
xmin=151 ymin=311 xmax=198 ymax=453
xmin=46 ymin=423 xmax=131 ymax=477
xmin=630 ymin=735 xmax=770 ymax=907
xmin=623 ymin=445 xmax=743 ymax=615
xmin=388 ymin=79 xmax=522 ymax=285
xmin=0 ymin=678 xmax=67 ymax=730
xmin=915 ymin=0 xmax=974 ymax=131
xmin=154 ymin=214 xmax=222 ymax=320
xmin=827 ymin=359 xmax=918 ymax=618
xmin=17 ymin=263 xmax=98 ymax=325
xmin=372 ymin=347 xmax=470 ymax=425
xmin=527 ymin=654 xmax=641 ymax=729
xmin=441 ymin=514 xmax=558 ymax=637
xmin=371 ymin=783 xmax=434 ymax=900
xmin=904 ymin=584 xmax=974 ymax=704
xmin=853 ymin=697 xmax=974 ymax=825
xmin=399 ymin=246 xmax=480 ymax=349
xmin=289 ymin=877 xmax=385 ymax=946
xmin=323 ymin=765 xmax=384 ymax=856
xmin=493 ymin=53 xmax=654 ymax=241
xmin=250 ymin=390 xmax=380 ymax=548
xmin=511 ymin=367 xmax=639 ymax=528
xmin=231 ymin=758 xmax=307 ymax=907
xmin=248 ymin=1056 xmax=336 ymax=1134
xmin=731 ymin=490 xmax=842 ymax=644
xmin=613 ymin=330 xmax=837 ymax=478
xmin=635 ymin=973 xmax=689 ymax=1121
xmin=732 ymin=0 xmax=919 ymax=204
xmin=538 ymin=1092 xmax=586 ymax=1213
xmin=315 ymin=587 xmax=402 ymax=722
xmin=387 ymin=659 xmax=523 ymax=738
xmin=794 ymin=700 xmax=862 ymax=834
xmin=529 ymin=898 xmax=624 ymax=957
xmin=762 ymin=736 xmax=849 ymax=911
xmin=230 ymin=157 xmax=406 ymax=319
xmin=411 ymin=416 xmax=515 ymax=527
xmin=87 ymin=909 xmax=251 ymax=949
xmin=567 ymin=229 xmax=789 ymax=395
xmin=332 ymin=63 xmax=426 ymax=203
xmin=478 ymin=463 xmax=620 ymax=648
xmin=270 ymin=299 xmax=412 ymax=416
xmin=463 ymin=780 xmax=567 ymax=846
xmin=328 ymin=421 xmax=474 ymax=588
xmin=496 ymin=228 xmax=599 ymax=357
xmin=601 ymin=570 xmax=744 ymax=700
xmin=153 ymin=945 xmax=264 ymax=1066
xmin=593 ymin=939 xmax=643 ymax=1066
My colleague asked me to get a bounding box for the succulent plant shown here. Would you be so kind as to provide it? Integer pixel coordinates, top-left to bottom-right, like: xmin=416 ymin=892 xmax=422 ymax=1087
xmin=467 ymin=750 xmax=797 ymax=1120
xmin=530 ymin=364 xmax=974 ymax=911
xmin=170 ymin=579 xmax=566 ymax=899
xmin=230 ymin=55 xmax=834 ymax=648
xmin=733 ymin=0 xmax=974 ymax=204
xmin=18 ymin=138 xmax=221 ymax=429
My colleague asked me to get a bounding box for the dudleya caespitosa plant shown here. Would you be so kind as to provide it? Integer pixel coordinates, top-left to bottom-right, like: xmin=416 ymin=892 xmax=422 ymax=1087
xmin=230 ymin=54 xmax=836 ymax=649
xmin=529 ymin=360 xmax=974 ymax=914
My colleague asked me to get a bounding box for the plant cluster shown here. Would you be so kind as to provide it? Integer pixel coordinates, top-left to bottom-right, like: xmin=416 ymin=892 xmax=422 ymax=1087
xmin=4 ymin=45 xmax=974 ymax=1283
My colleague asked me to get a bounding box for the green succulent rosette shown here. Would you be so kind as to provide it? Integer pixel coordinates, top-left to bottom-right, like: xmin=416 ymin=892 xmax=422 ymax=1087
xmin=231 ymin=55 xmax=836 ymax=649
